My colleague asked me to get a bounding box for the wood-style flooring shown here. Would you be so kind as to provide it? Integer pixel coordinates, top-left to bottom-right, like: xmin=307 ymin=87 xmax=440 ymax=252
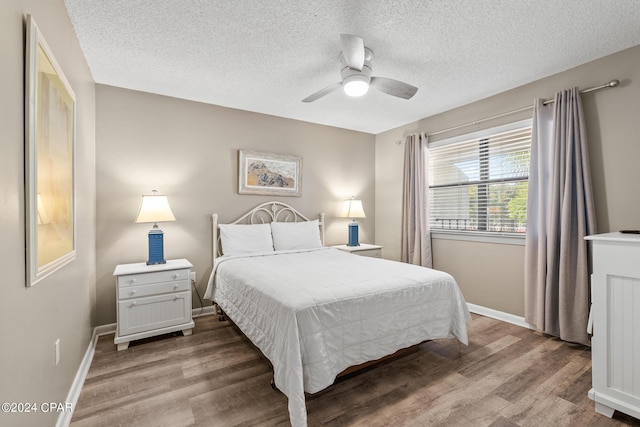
xmin=70 ymin=313 xmax=640 ymax=426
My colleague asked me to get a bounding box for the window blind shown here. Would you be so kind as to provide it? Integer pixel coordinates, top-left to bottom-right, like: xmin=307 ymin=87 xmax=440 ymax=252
xmin=428 ymin=123 xmax=532 ymax=234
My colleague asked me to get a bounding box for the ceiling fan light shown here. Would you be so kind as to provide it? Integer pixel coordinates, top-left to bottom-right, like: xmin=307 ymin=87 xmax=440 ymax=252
xmin=343 ymin=75 xmax=369 ymax=97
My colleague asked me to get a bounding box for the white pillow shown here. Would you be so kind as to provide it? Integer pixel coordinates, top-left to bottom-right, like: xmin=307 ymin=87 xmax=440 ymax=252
xmin=270 ymin=220 xmax=322 ymax=251
xmin=219 ymin=223 xmax=274 ymax=255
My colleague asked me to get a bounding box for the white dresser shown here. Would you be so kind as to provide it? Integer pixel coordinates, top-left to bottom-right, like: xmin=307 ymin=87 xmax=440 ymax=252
xmin=585 ymin=232 xmax=640 ymax=420
xmin=113 ymin=259 xmax=195 ymax=351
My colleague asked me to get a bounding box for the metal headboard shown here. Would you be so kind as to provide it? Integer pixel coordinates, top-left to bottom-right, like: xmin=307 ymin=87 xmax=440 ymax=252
xmin=211 ymin=201 xmax=325 ymax=264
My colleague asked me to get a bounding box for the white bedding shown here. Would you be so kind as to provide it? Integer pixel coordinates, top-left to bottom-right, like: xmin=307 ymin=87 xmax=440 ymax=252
xmin=204 ymin=247 xmax=470 ymax=427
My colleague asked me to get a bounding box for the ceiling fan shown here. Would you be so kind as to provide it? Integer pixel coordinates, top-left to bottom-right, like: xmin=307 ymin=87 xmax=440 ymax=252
xmin=302 ymin=34 xmax=418 ymax=103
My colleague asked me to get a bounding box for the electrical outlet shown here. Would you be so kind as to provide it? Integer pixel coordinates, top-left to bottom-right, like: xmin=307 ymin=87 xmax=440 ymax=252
xmin=190 ymin=271 xmax=196 ymax=283
xmin=55 ymin=339 xmax=60 ymax=366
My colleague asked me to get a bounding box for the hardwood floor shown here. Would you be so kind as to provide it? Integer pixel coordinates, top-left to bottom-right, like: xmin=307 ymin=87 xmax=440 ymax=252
xmin=70 ymin=314 xmax=640 ymax=426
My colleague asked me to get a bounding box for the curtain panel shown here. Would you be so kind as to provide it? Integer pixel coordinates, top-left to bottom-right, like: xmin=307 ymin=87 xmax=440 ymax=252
xmin=401 ymin=132 xmax=432 ymax=268
xmin=524 ymin=88 xmax=597 ymax=346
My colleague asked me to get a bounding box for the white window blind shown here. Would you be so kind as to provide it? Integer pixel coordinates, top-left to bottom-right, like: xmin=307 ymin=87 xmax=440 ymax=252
xmin=428 ymin=121 xmax=532 ymax=234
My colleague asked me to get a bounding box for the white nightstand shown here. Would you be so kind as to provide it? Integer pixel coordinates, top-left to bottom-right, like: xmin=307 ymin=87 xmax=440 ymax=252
xmin=113 ymin=259 xmax=195 ymax=351
xmin=332 ymin=243 xmax=383 ymax=258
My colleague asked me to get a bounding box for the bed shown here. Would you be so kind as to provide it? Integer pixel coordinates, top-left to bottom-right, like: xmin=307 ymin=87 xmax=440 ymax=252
xmin=204 ymin=202 xmax=470 ymax=427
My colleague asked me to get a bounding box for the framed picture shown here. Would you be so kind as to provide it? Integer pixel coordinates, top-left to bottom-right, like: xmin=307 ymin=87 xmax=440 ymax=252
xmin=25 ymin=15 xmax=76 ymax=287
xmin=238 ymin=150 xmax=302 ymax=197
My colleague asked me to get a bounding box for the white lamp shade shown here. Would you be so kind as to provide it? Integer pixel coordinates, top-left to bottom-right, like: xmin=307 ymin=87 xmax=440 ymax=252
xmin=340 ymin=199 xmax=366 ymax=219
xmin=135 ymin=194 xmax=176 ymax=223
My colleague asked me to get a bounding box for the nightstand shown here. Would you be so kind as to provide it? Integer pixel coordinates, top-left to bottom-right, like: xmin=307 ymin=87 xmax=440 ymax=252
xmin=113 ymin=259 xmax=195 ymax=351
xmin=332 ymin=243 xmax=383 ymax=258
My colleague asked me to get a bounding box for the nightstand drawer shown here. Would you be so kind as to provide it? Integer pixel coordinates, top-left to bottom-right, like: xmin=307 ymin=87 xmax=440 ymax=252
xmin=117 ymin=268 xmax=189 ymax=288
xmin=119 ymin=280 xmax=190 ymax=300
xmin=117 ymin=291 xmax=192 ymax=336
xmin=358 ymin=249 xmax=382 ymax=258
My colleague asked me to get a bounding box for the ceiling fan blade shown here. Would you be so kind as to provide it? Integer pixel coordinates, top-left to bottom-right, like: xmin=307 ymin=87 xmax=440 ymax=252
xmin=340 ymin=34 xmax=364 ymax=71
xmin=302 ymin=82 xmax=342 ymax=103
xmin=370 ymin=77 xmax=418 ymax=99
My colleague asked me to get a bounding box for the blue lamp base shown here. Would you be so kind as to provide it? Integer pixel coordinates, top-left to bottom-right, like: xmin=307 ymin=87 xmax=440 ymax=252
xmin=347 ymin=221 xmax=360 ymax=246
xmin=147 ymin=228 xmax=166 ymax=265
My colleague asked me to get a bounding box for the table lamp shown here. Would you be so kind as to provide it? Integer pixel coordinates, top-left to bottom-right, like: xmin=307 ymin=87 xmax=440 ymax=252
xmin=340 ymin=197 xmax=366 ymax=246
xmin=135 ymin=190 xmax=176 ymax=265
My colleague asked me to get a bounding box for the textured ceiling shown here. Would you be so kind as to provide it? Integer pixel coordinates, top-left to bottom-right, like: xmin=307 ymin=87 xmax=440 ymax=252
xmin=64 ymin=0 xmax=640 ymax=134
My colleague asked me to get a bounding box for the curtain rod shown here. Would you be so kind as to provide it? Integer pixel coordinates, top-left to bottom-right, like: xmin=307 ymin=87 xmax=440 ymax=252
xmin=395 ymin=79 xmax=619 ymax=144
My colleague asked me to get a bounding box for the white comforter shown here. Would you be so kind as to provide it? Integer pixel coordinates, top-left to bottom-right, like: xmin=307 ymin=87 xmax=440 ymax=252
xmin=204 ymin=248 xmax=470 ymax=427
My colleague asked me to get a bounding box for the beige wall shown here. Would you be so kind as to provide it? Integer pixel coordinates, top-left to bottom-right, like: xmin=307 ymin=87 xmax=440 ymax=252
xmin=375 ymin=45 xmax=640 ymax=317
xmin=0 ymin=1 xmax=96 ymax=426
xmin=95 ymin=85 xmax=375 ymax=325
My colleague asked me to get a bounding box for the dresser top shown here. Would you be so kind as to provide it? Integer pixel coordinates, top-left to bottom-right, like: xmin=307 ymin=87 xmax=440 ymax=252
xmin=585 ymin=232 xmax=640 ymax=243
xmin=113 ymin=258 xmax=193 ymax=276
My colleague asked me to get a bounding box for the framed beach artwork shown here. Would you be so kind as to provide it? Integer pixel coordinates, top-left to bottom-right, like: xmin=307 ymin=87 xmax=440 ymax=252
xmin=238 ymin=150 xmax=302 ymax=197
xmin=25 ymin=15 xmax=76 ymax=286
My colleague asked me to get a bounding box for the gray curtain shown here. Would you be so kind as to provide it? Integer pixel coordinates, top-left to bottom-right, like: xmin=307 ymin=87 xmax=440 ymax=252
xmin=401 ymin=132 xmax=432 ymax=268
xmin=524 ymin=88 xmax=597 ymax=346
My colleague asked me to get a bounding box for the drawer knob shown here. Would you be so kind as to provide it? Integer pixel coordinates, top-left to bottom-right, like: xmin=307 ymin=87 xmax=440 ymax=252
xmin=173 ymin=274 xmax=179 ymax=279
xmin=174 ymin=284 xmax=179 ymax=290
xmin=129 ymin=278 xmax=136 ymax=284
xmin=130 ymin=302 xmax=137 ymax=307
xmin=130 ymin=290 xmax=137 ymax=296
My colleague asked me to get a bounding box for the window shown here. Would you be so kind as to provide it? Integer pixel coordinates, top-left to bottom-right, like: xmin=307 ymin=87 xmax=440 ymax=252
xmin=428 ymin=120 xmax=532 ymax=235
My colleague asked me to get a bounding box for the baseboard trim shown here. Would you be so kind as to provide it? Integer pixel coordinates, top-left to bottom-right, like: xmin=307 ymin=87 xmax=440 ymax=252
xmin=467 ymin=303 xmax=534 ymax=330
xmin=55 ymin=328 xmax=99 ymax=427
xmin=56 ymin=306 xmax=214 ymax=426
xmin=94 ymin=323 xmax=116 ymax=336
xmin=192 ymin=305 xmax=215 ymax=318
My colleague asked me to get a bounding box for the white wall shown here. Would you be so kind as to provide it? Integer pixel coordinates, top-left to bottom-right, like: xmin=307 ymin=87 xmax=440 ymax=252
xmin=0 ymin=1 xmax=96 ymax=426
xmin=375 ymin=45 xmax=640 ymax=316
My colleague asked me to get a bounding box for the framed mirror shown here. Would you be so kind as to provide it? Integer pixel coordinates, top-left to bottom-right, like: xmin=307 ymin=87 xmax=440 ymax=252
xmin=25 ymin=15 xmax=76 ymax=286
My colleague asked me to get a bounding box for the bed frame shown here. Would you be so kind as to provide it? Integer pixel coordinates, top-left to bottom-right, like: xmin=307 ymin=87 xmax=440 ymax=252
xmin=211 ymin=201 xmax=325 ymax=264
xmin=208 ymin=201 xmax=448 ymax=392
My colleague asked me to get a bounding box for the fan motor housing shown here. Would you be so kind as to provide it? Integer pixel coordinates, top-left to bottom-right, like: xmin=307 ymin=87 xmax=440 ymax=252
xmin=341 ymin=63 xmax=372 ymax=82
xmin=340 ymin=46 xmax=373 ymax=85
